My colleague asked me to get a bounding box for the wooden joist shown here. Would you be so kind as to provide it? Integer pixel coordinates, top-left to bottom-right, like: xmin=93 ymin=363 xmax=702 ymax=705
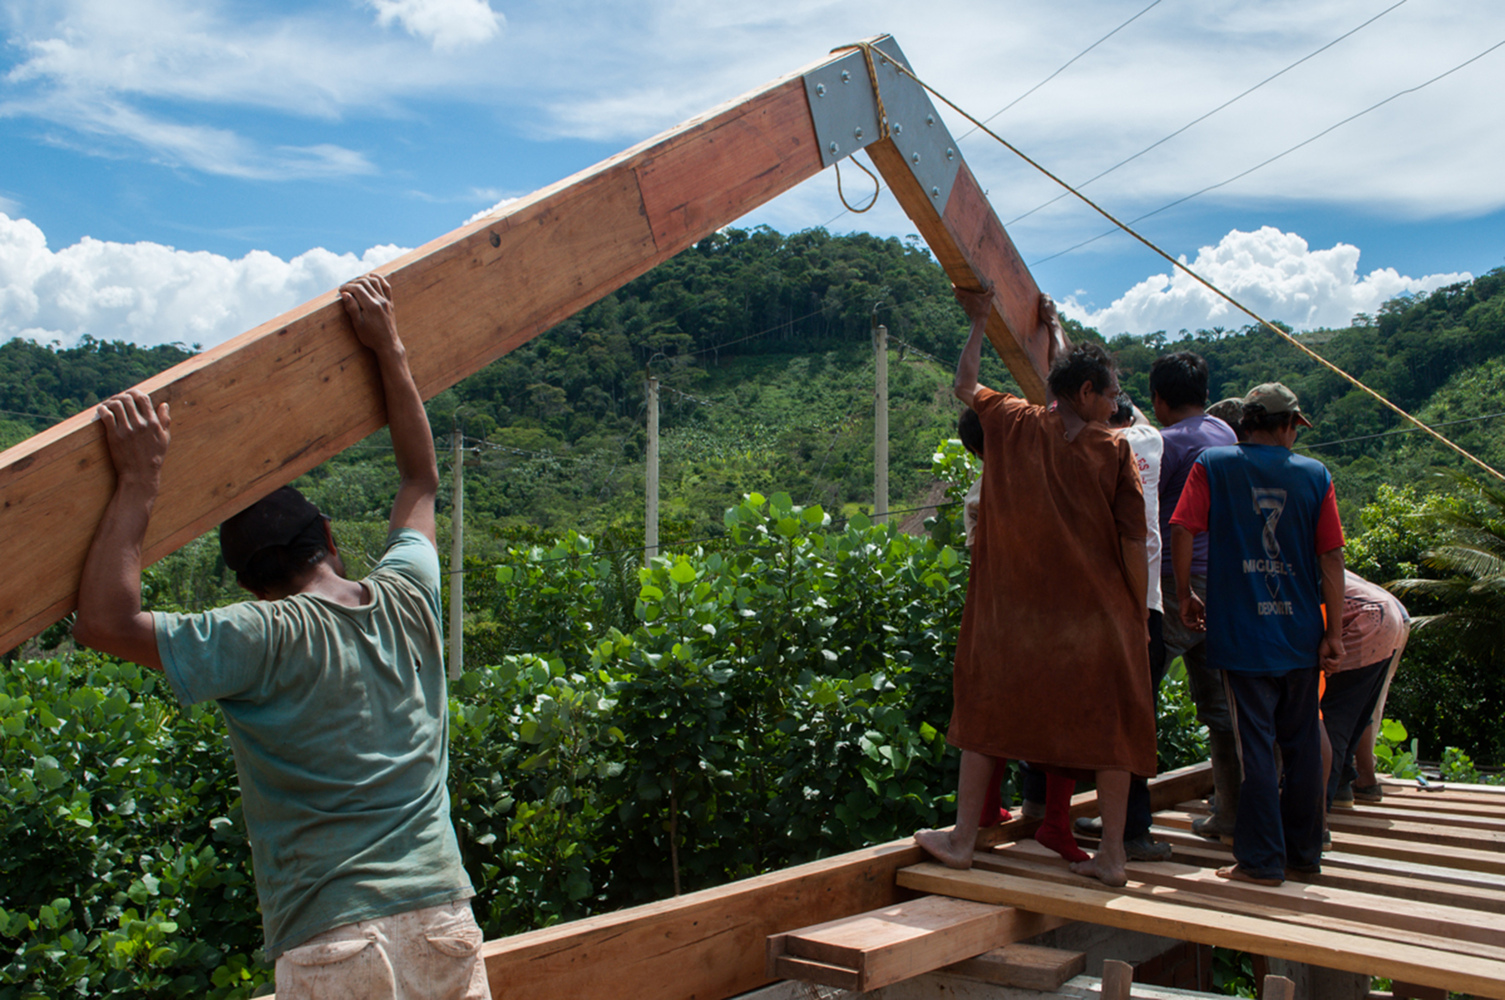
xmin=974 ymin=842 xmax=1505 ymax=959
xmin=943 ymin=942 xmax=1087 ymax=991
xmin=765 ymin=894 xmax=1067 ymax=991
xmin=0 ymin=34 xmax=1050 ymax=651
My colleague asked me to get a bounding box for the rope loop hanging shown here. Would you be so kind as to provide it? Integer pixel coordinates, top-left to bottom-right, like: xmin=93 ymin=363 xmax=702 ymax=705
xmin=834 ymin=155 xmax=881 ymax=213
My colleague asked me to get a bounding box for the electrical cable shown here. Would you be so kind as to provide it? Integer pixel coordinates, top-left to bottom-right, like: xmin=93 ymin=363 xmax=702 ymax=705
xmin=956 ymin=0 xmax=1165 ymax=142
xmin=1296 ymin=411 xmax=1505 ymax=452
xmin=1005 ymin=0 xmax=1411 ymax=226
xmin=1030 ymin=34 xmax=1505 ymax=265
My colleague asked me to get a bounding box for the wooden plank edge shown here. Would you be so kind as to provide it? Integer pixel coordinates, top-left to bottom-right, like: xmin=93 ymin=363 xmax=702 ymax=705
xmin=943 ymin=943 xmax=1087 ymax=991
xmin=478 ymin=837 xmax=922 ymax=1000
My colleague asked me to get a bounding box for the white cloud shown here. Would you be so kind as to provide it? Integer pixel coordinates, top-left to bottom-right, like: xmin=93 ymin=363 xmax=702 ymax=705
xmin=464 ymin=196 xmax=519 ymax=225
xmin=1060 ymin=227 xmax=1471 ymax=336
xmin=367 ymin=0 xmax=503 ymax=50
xmin=0 ymin=213 xmax=409 ymax=349
xmin=0 ymin=0 xmax=496 ymax=177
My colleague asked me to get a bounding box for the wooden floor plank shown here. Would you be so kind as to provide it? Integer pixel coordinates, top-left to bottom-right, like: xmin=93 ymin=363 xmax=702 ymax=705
xmin=1331 ymin=799 xmax=1505 ymax=828
xmin=896 ymin=863 xmax=1505 ymax=998
xmin=1172 ymin=798 xmax=1505 ymax=850
xmin=1378 ymin=789 xmax=1505 ymax=813
xmin=1132 ymin=831 xmax=1505 ymax=913
xmin=984 ymin=841 xmax=1505 ymax=952
xmin=1383 ymin=778 xmax=1505 ymax=797
xmin=1155 ymin=809 xmax=1505 ymax=876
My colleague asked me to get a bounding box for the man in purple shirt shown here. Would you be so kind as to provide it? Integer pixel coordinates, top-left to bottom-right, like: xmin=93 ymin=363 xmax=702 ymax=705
xmin=1153 ymin=352 xmax=1240 ymax=840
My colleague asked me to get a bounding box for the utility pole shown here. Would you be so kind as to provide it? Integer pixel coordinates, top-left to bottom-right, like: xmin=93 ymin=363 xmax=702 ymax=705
xmin=645 ymin=376 xmax=659 ymax=565
xmin=448 ymin=418 xmax=464 ymax=681
xmin=874 ymin=319 xmax=889 ymax=524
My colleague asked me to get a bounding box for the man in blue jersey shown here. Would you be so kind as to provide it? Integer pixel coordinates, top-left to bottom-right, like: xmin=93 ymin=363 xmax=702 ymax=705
xmin=73 ymin=274 xmax=490 ymax=998
xmin=1169 ymin=383 xmax=1345 ymax=886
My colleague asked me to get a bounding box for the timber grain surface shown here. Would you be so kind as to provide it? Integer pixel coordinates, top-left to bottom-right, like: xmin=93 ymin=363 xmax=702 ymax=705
xmin=901 ymin=776 xmax=1505 ymax=999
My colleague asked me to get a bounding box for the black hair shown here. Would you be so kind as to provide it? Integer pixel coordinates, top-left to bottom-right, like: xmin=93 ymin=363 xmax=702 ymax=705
xmin=1046 ymin=341 xmax=1116 ymax=401
xmin=1149 ymin=351 xmax=1209 ymax=410
xmin=1107 ymin=392 xmax=1134 ymax=428
xmin=1240 ymin=403 xmax=1298 ymax=437
xmin=236 ymin=516 xmax=331 ymax=594
xmin=958 ymin=408 xmax=984 ymax=457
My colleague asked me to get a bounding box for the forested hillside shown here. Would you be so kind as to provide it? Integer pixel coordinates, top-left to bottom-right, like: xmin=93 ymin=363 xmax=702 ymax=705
xmin=4 ymin=226 xmax=1505 ymax=582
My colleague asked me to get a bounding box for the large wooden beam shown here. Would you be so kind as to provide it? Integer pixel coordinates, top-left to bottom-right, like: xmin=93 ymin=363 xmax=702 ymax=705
xmin=765 ymin=895 xmax=1065 ymax=991
xmin=0 ymin=35 xmax=1052 ymax=652
xmin=481 ymin=838 xmax=924 ymax=1000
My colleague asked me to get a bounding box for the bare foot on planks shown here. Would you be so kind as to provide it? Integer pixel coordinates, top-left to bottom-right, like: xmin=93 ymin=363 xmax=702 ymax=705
xmin=915 ymin=828 xmax=975 ymax=870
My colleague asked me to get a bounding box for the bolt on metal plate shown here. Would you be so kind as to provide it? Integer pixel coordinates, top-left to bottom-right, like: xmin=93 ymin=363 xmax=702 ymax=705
xmin=802 ymin=37 xmax=961 ymax=208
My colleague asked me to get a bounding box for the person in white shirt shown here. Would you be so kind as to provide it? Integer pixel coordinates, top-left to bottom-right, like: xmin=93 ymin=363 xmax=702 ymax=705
xmin=1105 ymin=393 xmax=1171 ymax=860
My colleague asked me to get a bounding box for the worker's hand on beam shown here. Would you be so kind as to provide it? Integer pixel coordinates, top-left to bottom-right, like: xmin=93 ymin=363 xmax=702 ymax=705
xmin=340 ymin=274 xmax=401 ymax=357
xmin=1038 ymin=293 xmax=1069 ymax=366
xmin=952 ymin=283 xmax=993 ymax=326
xmin=97 ymin=388 xmax=171 ymax=491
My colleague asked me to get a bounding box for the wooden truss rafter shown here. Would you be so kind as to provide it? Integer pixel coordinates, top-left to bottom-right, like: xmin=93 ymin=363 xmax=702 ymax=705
xmin=0 ymin=35 xmax=1044 ymax=651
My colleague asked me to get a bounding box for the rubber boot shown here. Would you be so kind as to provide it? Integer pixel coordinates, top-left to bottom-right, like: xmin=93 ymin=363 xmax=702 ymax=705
xmin=1193 ymin=731 xmax=1240 ymax=842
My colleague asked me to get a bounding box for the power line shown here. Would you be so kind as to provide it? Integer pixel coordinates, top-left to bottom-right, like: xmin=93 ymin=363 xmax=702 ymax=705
xmin=821 ymin=2 xmax=1162 ymax=231
xmin=469 ymin=498 xmax=966 ymax=575
xmin=957 ymin=0 xmax=1165 ymax=142
xmin=1005 ymin=0 xmax=1410 ymax=226
xmin=1030 ymin=34 xmax=1505 ymax=266
xmin=0 ymin=406 xmax=64 ymax=421
xmin=857 ymin=40 xmax=1505 ymax=482
xmin=1297 ymin=411 xmax=1505 ymax=452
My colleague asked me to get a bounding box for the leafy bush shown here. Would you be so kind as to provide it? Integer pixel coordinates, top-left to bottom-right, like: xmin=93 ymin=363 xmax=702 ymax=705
xmin=0 ymin=657 xmax=266 ymax=999
xmin=5 ymin=475 xmax=1221 ymax=993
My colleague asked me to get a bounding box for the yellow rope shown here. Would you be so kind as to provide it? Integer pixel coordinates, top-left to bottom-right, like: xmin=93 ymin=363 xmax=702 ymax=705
xmin=834 ymin=155 xmax=881 ymax=213
xmin=830 ymin=42 xmax=891 ymax=140
xmin=831 ymin=41 xmax=1505 ymax=484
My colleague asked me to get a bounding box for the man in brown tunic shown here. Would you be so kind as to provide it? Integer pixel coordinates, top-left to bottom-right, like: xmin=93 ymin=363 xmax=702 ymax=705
xmin=915 ymin=288 xmax=1157 ymax=887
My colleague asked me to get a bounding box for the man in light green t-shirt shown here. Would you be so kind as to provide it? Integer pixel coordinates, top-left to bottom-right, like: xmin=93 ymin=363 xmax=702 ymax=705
xmin=74 ymin=274 xmax=490 ymax=999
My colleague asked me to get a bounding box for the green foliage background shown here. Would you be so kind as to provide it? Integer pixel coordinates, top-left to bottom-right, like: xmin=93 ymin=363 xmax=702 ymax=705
xmin=5 ymin=228 xmax=1505 ymax=996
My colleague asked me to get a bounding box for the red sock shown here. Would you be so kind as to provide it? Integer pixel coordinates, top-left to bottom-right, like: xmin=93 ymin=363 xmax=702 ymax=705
xmin=1034 ymin=772 xmax=1089 ymax=863
xmin=977 ymin=758 xmax=1014 ymax=827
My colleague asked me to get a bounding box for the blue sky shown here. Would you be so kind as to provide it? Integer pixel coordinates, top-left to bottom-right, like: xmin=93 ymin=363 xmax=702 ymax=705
xmin=2 ymin=0 xmax=1502 ymax=349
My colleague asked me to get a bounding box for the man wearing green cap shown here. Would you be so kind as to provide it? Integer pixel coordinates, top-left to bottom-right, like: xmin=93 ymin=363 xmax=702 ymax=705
xmin=1168 ymin=382 xmax=1345 ymax=886
xmin=73 ymin=274 xmax=489 ymax=998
